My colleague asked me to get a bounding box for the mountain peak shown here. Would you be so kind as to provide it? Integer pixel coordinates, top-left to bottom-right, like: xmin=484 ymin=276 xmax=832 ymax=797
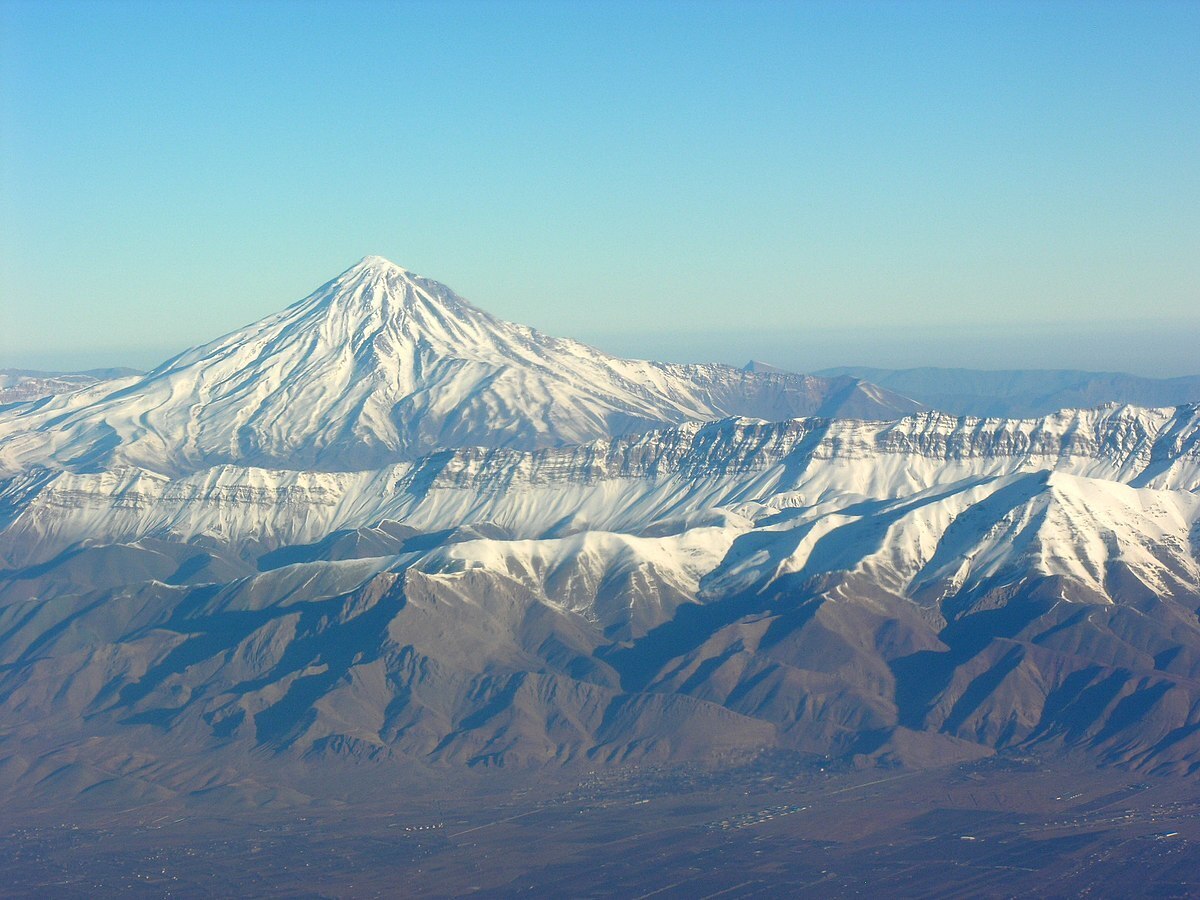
xmin=334 ymin=255 xmax=422 ymax=292
xmin=322 ymin=255 xmax=471 ymax=321
xmin=350 ymin=254 xmax=409 ymax=274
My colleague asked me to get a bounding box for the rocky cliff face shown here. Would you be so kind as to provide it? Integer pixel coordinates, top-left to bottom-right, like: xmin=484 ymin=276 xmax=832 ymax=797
xmin=3 ymin=404 xmax=1197 ymax=564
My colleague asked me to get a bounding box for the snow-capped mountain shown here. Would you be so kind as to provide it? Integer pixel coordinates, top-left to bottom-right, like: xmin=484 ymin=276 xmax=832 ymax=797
xmin=2 ymin=400 xmax=1200 ymax=778
xmin=1 ymin=254 xmax=1199 ymax=804
xmin=0 ymin=256 xmax=920 ymax=476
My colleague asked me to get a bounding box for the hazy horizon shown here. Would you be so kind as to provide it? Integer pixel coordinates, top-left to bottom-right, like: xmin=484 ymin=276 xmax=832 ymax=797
xmin=6 ymin=310 xmax=1199 ymax=380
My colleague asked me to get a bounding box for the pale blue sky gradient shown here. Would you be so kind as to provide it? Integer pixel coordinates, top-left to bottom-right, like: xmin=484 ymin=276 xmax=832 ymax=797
xmin=2 ymin=0 xmax=1197 ymax=374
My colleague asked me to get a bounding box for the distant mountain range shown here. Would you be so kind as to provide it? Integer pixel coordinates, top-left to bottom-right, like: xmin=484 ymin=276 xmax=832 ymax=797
xmin=0 ymin=367 xmax=141 ymax=405
xmin=817 ymin=365 xmax=1200 ymax=418
xmin=12 ymin=355 xmax=1193 ymax=426
xmin=1 ymin=256 xmax=1198 ymax=809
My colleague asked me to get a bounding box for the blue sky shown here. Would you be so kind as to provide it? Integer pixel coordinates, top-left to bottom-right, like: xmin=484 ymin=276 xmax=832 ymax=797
xmin=2 ymin=0 xmax=1197 ymax=374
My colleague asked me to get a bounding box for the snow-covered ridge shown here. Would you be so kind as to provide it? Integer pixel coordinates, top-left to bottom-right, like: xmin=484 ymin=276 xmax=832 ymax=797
xmin=3 ymin=403 xmax=1198 ymax=565
xmin=0 ymin=256 xmax=921 ymax=477
xmin=409 ymin=403 xmax=1199 ymax=489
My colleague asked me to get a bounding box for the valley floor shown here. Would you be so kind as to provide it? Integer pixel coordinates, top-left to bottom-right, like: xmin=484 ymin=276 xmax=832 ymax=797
xmin=2 ymin=754 xmax=1198 ymax=898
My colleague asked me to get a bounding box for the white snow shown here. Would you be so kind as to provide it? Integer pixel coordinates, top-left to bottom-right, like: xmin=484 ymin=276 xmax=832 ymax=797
xmin=1 ymin=256 xmax=1198 ymax=620
xmin=0 ymin=256 xmax=918 ymax=477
